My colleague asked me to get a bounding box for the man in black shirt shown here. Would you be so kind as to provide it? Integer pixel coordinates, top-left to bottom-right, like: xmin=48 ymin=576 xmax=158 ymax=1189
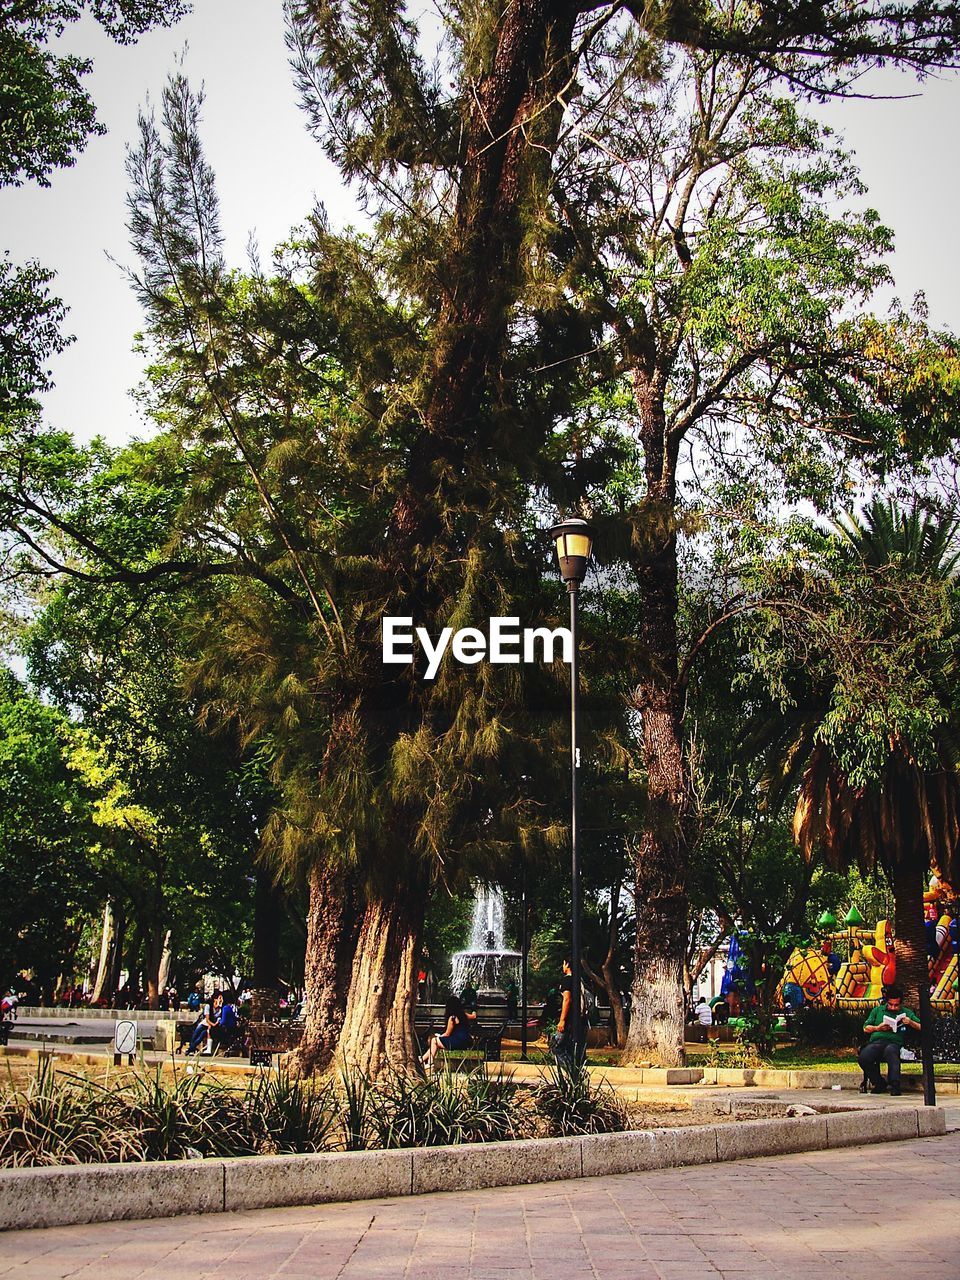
xmin=552 ymin=958 xmax=587 ymax=1066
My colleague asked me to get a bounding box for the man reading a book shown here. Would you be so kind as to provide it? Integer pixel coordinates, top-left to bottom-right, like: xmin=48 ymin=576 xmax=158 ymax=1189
xmin=858 ymin=986 xmax=921 ymax=1095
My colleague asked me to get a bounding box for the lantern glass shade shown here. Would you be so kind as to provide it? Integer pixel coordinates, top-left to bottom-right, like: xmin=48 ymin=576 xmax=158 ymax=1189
xmin=549 ymin=518 xmax=595 ymax=585
xmin=554 ymin=530 xmax=593 ymax=562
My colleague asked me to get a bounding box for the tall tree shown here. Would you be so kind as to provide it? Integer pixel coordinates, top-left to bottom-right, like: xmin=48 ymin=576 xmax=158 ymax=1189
xmin=762 ymin=498 xmax=960 ymax=1009
xmin=545 ymin=26 xmax=960 ymax=1061
xmin=6 ymin=0 xmax=960 ymax=1069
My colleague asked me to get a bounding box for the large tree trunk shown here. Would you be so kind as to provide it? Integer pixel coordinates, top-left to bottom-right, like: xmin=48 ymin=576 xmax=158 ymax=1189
xmin=890 ymin=857 xmax=929 ymax=1010
xmin=335 ymin=884 xmax=426 ymax=1079
xmin=295 ymin=860 xmax=361 ymax=1074
xmin=622 ymin=417 xmax=692 ymax=1066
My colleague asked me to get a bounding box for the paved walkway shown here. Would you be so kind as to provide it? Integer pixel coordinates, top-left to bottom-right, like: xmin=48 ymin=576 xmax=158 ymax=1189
xmin=2 ymin=1128 xmax=958 ymax=1279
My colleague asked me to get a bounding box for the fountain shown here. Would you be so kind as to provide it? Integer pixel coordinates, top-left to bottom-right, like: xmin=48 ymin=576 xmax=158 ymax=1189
xmin=450 ymin=884 xmax=521 ymax=996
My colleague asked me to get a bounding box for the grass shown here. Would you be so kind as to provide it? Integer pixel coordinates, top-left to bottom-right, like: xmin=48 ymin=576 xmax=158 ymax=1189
xmin=685 ymin=1044 xmax=960 ymax=1072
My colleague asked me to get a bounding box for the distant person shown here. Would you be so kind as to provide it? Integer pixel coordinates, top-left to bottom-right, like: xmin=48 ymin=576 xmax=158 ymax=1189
xmin=540 ymin=985 xmax=561 ymax=1029
xmin=710 ymin=996 xmax=730 ymax=1026
xmin=187 ymin=990 xmax=222 ymax=1056
xmin=504 ymin=979 xmax=519 ymax=1021
xmin=551 ymin=958 xmax=586 ymax=1066
xmin=212 ymin=997 xmax=239 ymax=1054
xmin=1 ymin=991 xmax=18 ymax=1020
xmin=186 ymin=989 xmax=201 ymax=1013
xmin=693 ymin=997 xmax=713 ymax=1042
xmin=421 ymin=994 xmax=471 ymax=1072
xmin=460 ymin=981 xmax=478 ymax=1016
xmin=858 ymin=985 xmax=920 ymax=1095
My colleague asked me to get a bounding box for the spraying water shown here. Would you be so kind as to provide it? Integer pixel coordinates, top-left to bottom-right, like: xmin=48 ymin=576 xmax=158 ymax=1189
xmin=450 ymin=883 xmax=521 ymax=995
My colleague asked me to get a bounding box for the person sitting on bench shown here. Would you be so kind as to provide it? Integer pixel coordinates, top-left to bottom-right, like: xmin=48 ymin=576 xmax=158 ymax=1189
xmin=187 ymin=990 xmax=222 ymax=1056
xmin=858 ymin=985 xmax=920 ymax=1096
xmin=421 ymin=994 xmax=471 ymax=1072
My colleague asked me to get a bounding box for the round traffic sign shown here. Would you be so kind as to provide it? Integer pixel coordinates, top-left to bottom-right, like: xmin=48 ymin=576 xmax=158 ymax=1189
xmin=114 ymin=1019 xmax=137 ymax=1055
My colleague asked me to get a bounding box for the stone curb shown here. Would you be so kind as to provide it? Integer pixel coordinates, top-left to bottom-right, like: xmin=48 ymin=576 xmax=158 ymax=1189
xmin=0 ymin=1105 xmax=945 ymax=1232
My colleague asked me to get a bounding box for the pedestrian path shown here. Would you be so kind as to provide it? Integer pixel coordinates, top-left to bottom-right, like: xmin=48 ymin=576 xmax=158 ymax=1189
xmin=2 ymin=1129 xmax=957 ymax=1279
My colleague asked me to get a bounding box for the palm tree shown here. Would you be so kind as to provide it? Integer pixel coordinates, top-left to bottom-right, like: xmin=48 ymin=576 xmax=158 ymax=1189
xmin=765 ymin=497 xmax=960 ymax=1008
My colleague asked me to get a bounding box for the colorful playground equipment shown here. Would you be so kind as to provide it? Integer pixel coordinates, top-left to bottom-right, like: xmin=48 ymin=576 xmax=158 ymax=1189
xmin=780 ymin=877 xmax=959 ymax=1015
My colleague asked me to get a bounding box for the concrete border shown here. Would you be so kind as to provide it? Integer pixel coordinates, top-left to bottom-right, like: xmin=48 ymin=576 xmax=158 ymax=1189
xmin=0 ymin=1104 xmax=945 ymax=1232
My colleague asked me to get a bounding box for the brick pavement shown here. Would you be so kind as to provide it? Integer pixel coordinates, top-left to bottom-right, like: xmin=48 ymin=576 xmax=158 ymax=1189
xmin=1 ymin=1129 xmax=958 ymax=1279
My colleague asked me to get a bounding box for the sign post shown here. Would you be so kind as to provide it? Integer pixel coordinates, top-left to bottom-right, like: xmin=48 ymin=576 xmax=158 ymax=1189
xmin=114 ymin=1018 xmax=137 ymax=1066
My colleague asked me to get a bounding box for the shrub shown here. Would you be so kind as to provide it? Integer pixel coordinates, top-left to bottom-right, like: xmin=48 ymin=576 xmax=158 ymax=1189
xmin=697 ymin=1037 xmax=765 ymax=1069
xmin=534 ymin=1059 xmax=627 ymax=1136
xmin=0 ymin=1059 xmax=139 ymax=1167
xmin=121 ymin=1066 xmax=252 ymax=1160
xmin=367 ymin=1067 xmax=520 ymax=1148
xmin=251 ymin=1067 xmax=337 ymax=1154
xmin=337 ymin=1060 xmax=373 ymax=1150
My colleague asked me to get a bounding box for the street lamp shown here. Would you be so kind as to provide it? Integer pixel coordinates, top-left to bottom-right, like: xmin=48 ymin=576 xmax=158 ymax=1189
xmin=549 ymin=516 xmax=595 ymax=1060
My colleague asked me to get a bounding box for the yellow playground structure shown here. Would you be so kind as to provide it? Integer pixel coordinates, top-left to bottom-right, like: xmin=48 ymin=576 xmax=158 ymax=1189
xmin=781 ymin=877 xmax=959 ymax=1015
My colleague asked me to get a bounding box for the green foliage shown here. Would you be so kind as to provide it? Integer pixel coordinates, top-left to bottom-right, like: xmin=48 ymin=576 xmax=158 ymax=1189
xmin=0 ymin=258 xmax=72 ymax=419
xmin=367 ymin=1066 xmax=519 ymax=1148
xmin=0 ymin=1061 xmax=341 ymax=1166
xmin=695 ymin=1038 xmax=765 ymax=1070
xmin=0 ymin=668 xmax=97 ymax=993
xmin=120 ymin=1065 xmax=253 ymax=1160
xmin=0 ymin=1059 xmax=137 ymax=1167
xmin=534 ymin=1059 xmax=627 ymax=1137
xmin=337 ymin=1058 xmax=372 ymax=1150
xmin=0 ymin=0 xmax=189 ymax=189
xmin=23 ymin=554 xmax=278 ymax=994
xmin=247 ymin=1066 xmax=338 ymax=1153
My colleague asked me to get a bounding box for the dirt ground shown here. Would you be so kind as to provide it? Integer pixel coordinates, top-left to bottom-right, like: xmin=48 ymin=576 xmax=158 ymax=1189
xmin=0 ymin=1057 xmax=245 ymax=1093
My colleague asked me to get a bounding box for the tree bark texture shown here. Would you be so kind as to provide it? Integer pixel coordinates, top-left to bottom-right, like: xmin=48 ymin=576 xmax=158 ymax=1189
xmin=623 ymin=403 xmax=692 ymax=1066
xmin=335 ymin=885 xmax=426 ymax=1079
xmin=891 ymin=857 xmax=929 ymax=1011
xmin=295 ymin=860 xmax=361 ymax=1075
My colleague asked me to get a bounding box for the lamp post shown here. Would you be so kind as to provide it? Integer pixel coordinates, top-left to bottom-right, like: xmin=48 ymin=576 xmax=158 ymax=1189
xmin=520 ymin=856 xmax=529 ymax=1061
xmin=549 ymin=516 xmax=595 ymax=1060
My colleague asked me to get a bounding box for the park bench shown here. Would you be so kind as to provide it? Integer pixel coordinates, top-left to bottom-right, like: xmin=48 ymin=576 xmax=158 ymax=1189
xmin=174 ymin=1016 xmax=249 ymax=1058
xmin=247 ymin=1020 xmax=304 ymax=1066
xmin=414 ymin=1016 xmax=508 ymax=1065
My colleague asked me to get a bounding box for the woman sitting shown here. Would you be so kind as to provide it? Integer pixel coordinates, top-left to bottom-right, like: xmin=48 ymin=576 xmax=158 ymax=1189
xmin=421 ymin=994 xmax=471 ymax=1072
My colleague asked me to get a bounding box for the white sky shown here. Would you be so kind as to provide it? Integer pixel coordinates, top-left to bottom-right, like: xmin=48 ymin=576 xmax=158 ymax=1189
xmin=2 ymin=1 xmax=960 ymax=446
